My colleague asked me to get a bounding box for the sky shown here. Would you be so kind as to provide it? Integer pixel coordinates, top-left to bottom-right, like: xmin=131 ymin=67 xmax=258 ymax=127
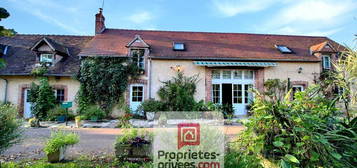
xmin=1 ymin=0 xmax=357 ymax=47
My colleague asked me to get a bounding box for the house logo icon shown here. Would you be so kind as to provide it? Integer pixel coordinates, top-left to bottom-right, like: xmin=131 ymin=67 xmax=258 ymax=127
xmin=177 ymin=123 xmax=200 ymax=149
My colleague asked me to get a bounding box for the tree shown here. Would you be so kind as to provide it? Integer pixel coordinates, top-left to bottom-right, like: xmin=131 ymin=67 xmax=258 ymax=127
xmin=28 ymin=77 xmax=57 ymax=121
xmin=0 ymin=7 xmax=16 ymax=69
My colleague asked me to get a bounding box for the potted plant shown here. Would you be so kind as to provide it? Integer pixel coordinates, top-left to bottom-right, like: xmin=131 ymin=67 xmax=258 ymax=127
xmin=48 ymin=106 xmax=69 ymax=123
xmin=44 ymin=131 xmax=79 ymax=163
xmin=84 ymin=105 xmax=105 ymax=122
xmin=115 ymin=129 xmax=152 ymax=161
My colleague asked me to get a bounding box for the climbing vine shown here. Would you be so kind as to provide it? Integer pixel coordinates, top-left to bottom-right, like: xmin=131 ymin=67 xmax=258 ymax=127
xmin=75 ymin=57 xmax=139 ymax=114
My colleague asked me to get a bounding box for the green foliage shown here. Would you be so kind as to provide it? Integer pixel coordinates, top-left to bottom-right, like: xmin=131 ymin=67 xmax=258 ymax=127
xmin=47 ymin=106 xmax=74 ymax=121
xmin=234 ymin=83 xmax=357 ymax=167
xmin=0 ymin=104 xmax=21 ymax=154
xmin=81 ymin=105 xmax=105 ymax=120
xmin=158 ymin=72 xmax=199 ymax=111
xmin=116 ymin=129 xmax=151 ymax=144
xmin=0 ymin=157 xmax=153 ymax=168
xmin=76 ymin=57 xmax=140 ymax=114
xmin=44 ymin=131 xmax=79 ymax=155
xmin=0 ymin=7 xmax=16 ymax=37
xmin=28 ymin=78 xmax=57 ymax=120
xmin=264 ymin=79 xmax=288 ymax=101
xmin=0 ymin=7 xmax=16 ymax=69
xmin=117 ymin=113 xmax=133 ymax=128
xmin=137 ymin=98 xmax=164 ymax=113
xmin=31 ymin=66 xmax=48 ymax=77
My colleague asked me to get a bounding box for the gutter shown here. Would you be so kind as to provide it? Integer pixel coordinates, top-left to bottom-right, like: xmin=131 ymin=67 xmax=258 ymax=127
xmin=0 ymin=77 xmax=8 ymax=102
xmin=148 ymin=55 xmax=152 ymax=99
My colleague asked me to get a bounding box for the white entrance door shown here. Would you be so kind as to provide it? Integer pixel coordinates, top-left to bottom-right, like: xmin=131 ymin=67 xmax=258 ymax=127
xmin=130 ymin=84 xmax=144 ymax=113
xmin=212 ymin=70 xmax=254 ymax=116
xmin=24 ymin=89 xmax=33 ymax=119
xmin=232 ymin=84 xmax=253 ymax=115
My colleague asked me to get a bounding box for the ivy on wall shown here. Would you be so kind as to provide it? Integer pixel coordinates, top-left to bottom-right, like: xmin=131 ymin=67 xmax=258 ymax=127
xmin=75 ymin=57 xmax=139 ymax=114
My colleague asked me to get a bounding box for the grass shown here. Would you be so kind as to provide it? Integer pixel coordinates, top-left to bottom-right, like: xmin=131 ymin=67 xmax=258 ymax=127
xmin=0 ymin=155 xmax=152 ymax=168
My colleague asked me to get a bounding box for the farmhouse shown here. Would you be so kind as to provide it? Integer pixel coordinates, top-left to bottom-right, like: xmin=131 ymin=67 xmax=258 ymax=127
xmin=0 ymin=9 xmax=344 ymax=117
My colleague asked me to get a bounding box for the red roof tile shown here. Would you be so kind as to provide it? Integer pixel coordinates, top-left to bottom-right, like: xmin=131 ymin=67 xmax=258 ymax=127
xmin=79 ymin=29 xmax=345 ymax=62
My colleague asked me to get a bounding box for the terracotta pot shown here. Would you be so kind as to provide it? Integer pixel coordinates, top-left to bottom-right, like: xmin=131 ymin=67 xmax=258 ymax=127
xmin=47 ymin=146 xmax=66 ymax=163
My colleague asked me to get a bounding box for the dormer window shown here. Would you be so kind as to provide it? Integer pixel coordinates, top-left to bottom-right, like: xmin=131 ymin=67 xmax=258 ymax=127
xmin=131 ymin=49 xmax=145 ymax=69
xmin=173 ymin=42 xmax=185 ymax=51
xmin=322 ymin=55 xmax=331 ymax=69
xmin=40 ymin=53 xmax=54 ymax=64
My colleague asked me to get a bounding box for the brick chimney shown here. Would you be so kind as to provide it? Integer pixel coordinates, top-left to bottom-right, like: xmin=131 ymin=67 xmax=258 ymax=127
xmin=95 ymin=8 xmax=105 ymax=34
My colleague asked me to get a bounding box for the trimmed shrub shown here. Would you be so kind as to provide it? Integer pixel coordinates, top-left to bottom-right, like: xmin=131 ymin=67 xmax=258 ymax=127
xmin=0 ymin=104 xmax=22 ymax=154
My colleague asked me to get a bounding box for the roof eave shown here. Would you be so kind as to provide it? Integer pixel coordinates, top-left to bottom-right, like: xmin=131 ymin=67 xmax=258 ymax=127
xmin=150 ymin=56 xmax=321 ymax=62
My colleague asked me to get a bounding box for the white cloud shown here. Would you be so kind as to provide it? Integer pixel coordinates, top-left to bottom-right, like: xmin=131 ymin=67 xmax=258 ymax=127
xmin=211 ymin=0 xmax=279 ymax=17
xmin=259 ymin=0 xmax=357 ymax=36
xmin=128 ymin=11 xmax=153 ymax=24
xmin=7 ymin=0 xmax=83 ymax=34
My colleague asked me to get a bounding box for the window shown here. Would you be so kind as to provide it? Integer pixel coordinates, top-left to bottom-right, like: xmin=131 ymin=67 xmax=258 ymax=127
xmin=212 ymin=84 xmax=220 ymax=103
xmin=40 ymin=54 xmax=54 ymax=63
xmin=292 ymin=85 xmax=304 ymax=98
xmin=212 ymin=70 xmax=220 ymax=79
xmin=173 ymin=42 xmax=185 ymax=51
xmin=322 ymin=55 xmax=331 ymax=69
xmin=56 ymin=89 xmax=65 ymax=103
xmin=222 ymin=70 xmax=231 ymax=79
xmin=233 ymin=70 xmax=243 ymax=79
xmin=244 ymin=71 xmax=254 ymax=80
xmin=275 ymin=45 xmax=292 ymax=53
xmin=233 ymin=84 xmax=242 ymax=103
xmin=131 ymin=49 xmax=145 ymax=69
xmin=244 ymin=84 xmax=253 ymax=103
xmin=131 ymin=86 xmax=143 ymax=102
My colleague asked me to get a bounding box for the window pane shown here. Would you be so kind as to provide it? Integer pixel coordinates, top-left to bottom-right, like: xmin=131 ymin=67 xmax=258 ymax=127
xmin=212 ymin=84 xmax=220 ymax=103
xmin=222 ymin=71 xmax=231 ymax=79
xmin=40 ymin=54 xmax=53 ymax=63
xmin=233 ymin=71 xmax=242 ymax=79
xmin=233 ymin=84 xmax=242 ymax=104
xmin=244 ymin=71 xmax=254 ymax=79
xmin=56 ymin=89 xmax=65 ymax=103
xmin=131 ymin=49 xmax=145 ymax=69
xmin=212 ymin=70 xmax=220 ymax=79
xmin=323 ymin=56 xmax=331 ymax=69
xmin=244 ymin=84 xmax=253 ymax=103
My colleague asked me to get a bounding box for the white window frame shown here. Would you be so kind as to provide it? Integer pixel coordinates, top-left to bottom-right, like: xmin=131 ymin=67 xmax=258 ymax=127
xmin=40 ymin=53 xmax=54 ymax=63
xmin=322 ymin=55 xmax=331 ymax=69
xmin=212 ymin=84 xmax=221 ymax=104
xmin=130 ymin=49 xmax=145 ymax=69
xmin=130 ymin=84 xmax=144 ymax=102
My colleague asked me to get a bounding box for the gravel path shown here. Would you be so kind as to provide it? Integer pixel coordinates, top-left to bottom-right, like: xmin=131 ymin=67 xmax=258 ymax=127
xmin=0 ymin=126 xmax=244 ymax=162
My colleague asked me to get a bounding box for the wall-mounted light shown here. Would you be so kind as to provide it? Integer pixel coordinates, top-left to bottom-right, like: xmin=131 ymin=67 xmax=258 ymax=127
xmin=298 ymin=67 xmax=303 ymax=74
xmin=170 ymin=65 xmax=182 ymax=72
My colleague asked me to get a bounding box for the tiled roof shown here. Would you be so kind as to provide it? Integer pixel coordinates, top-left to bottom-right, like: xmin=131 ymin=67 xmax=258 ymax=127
xmin=79 ymin=29 xmax=345 ymax=62
xmin=0 ymin=34 xmax=93 ymax=76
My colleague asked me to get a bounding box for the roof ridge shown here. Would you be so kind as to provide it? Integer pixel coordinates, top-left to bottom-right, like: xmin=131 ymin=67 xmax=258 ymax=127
xmin=105 ymin=28 xmax=328 ymax=38
xmin=15 ymin=34 xmax=93 ymax=37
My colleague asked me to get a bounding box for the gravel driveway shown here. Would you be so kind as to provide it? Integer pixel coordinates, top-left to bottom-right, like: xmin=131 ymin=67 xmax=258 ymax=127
xmin=0 ymin=126 xmax=244 ymax=162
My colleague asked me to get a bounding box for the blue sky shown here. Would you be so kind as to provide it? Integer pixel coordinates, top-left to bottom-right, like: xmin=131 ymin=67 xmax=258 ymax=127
xmin=1 ymin=0 xmax=357 ymax=46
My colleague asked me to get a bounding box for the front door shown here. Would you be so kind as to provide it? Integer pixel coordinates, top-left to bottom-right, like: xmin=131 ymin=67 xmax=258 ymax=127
xmin=23 ymin=89 xmax=33 ymax=119
xmin=232 ymin=84 xmax=253 ymax=115
xmin=130 ymin=84 xmax=144 ymax=113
